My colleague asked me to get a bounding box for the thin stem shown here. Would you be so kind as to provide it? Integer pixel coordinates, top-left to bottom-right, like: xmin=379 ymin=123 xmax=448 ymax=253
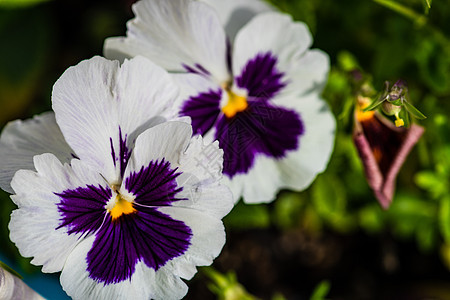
xmin=373 ymin=0 xmax=427 ymax=27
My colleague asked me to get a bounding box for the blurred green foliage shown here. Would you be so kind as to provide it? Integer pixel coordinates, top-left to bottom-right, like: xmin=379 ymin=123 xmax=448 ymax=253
xmin=0 ymin=0 xmax=51 ymax=8
xmin=309 ymin=280 xmax=331 ymax=300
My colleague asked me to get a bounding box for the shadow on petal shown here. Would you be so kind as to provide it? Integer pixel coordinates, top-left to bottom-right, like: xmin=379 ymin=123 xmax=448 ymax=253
xmin=353 ymin=97 xmax=424 ymax=209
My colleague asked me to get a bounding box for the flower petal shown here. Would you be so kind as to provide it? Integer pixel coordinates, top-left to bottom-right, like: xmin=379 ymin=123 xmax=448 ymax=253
xmin=0 ymin=112 xmax=73 ymax=193
xmin=200 ymin=0 xmax=275 ymax=43
xmin=104 ymin=0 xmax=229 ymax=82
xmin=232 ymin=12 xmax=313 ymax=89
xmin=60 ymin=235 xmax=189 ymax=300
xmin=59 ymin=127 xmax=232 ymax=299
xmin=158 ymin=206 xmax=227 ymax=279
xmin=175 ymin=135 xmax=234 ymax=217
xmin=276 ymin=49 xmax=330 ymax=99
xmin=9 ymin=153 xmax=108 ymax=273
xmin=52 ymin=56 xmax=179 ymax=183
xmin=221 ymin=155 xmax=282 ymax=203
xmin=215 ymin=101 xmax=304 ymax=177
xmin=125 ymin=118 xmax=233 ymax=216
xmin=85 ymin=206 xmax=192 ymax=285
xmin=122 ymin=122 xmax=192 ymax=183
xmin=275 ymin=93 xmax=336 ymax=191
xmin=234 ymin=51 xmax=287 ymax=100
xmin=219 ymin=93 xmax=335 ymax=203
xmin=179 ymin=89 xmax=223 ymax=138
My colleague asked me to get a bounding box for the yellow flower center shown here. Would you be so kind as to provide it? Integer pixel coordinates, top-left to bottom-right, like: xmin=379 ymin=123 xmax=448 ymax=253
xmin=109 ymin=194 xmax=136 ymax=221
xmin=222 ymin=90 xmax=248 ymax=118
xmin=356 ymin=96 xmax=375 ymax=122
xmin=394 ymin=112 xmax=404 ymax=127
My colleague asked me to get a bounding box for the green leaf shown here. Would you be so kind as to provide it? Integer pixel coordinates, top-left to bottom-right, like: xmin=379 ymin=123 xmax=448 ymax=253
xmin=358 ymin=204 xmax=385 ymax=233
xmin=312 ymin=175 xmax=355 ymax=232
xmin=399 ymin=107 xmax=410 ymax=127
xmin=203 ymin=268 xmax=258 ymax=300
xmin=403 ymin=100 xmax=427 ymax=119
xmin=337 ymin=51 xmax=360 ymax=72
xmin=414 ymin=38 xmax=450 ymax=94
xmin=415 ymin=171 xmax=447 ymax=198
xmin=362 ymin=95 xmax=386 ymax=112
xmin=0 ymin=0 xmax=51 ymax=8
xmin=273 ymin=192 xmax=305 ymax=229
xmin=223 ymin=201 xmax=270 ymax=230
xmin=439 ymin=197 xmax=450 ymax=243
xmin=310 ymin=280 xmax=331 ymax=300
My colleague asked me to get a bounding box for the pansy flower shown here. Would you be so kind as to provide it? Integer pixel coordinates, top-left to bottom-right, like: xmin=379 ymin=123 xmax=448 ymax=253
xmin=353 ymin=96 xmax=424 ymax=209
xmin=0 ymin=56 xmax=233 ymax=299
xmin=104 ymin=0 xmax=336 ymax=204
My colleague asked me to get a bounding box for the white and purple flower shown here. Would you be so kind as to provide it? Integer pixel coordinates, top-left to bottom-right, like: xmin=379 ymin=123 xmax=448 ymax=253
xmin=0 ymin=56 xmax=233 ymax=299
xmin=104 ymin=0 xmax=336 ymax=203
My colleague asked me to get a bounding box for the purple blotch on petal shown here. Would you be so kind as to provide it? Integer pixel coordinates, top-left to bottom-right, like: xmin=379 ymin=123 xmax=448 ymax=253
xmin=86 ymin=159 xmax=191 ymax=284
xmin=235 ymin=52 xmax=286 ymax=100
xmin=56 ymin=184 xmax=111 ymax=235
xmin=87 ymin=209 xmax=191 ymax=284
xmin=125 ymin=158 xmax=186 ymax=207
xmin=180 ymin=89 xmax=222 ymax=135
xmin=215 ymin=101 xmax=303 ymax=177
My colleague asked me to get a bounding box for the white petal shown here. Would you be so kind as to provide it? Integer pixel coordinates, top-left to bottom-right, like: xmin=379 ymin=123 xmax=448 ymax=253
xmin=158 ymin=205 xmax=227 ymax=280
xmin=171 ymin=73 xmax=224 ymax=145
xmin=172 ymin=73 xmax=223 ymax=109
xmin=222 ymin=155 xmax=282 ymax=204
xmin=233 ymin=12 xmax=312 ymax=80
xmin=122 ymin=122 xmax=193 ymax=183
xmin=122 ymin=120 xmax=234 ymax=216
xmin=52 ymin=56 xmax=179 ymax=183
xmin=104 ymin=0 xmax=229 ymax=82
xmin=278 ymin=49 xmax=330 ymax=99
xmin=116 ymin=56 xmax=180 ymax=135
xmin=220 ymin=93 xmax=335 ymax=204
xmin=276 ymin=93 xmax=336 ymax=191
xmin=200 ymin=0 xmax=276 ymax=43
xmin=0 ymin=112 xmax=73 ymax=193
xmin=9 ymin=153 xmax=107 ymax=273
xmin=60 ymin=235 xmax=188 ymax=300
xmin=60 ymin=191 xmax=229 ymax=300
xmin=59 ymin=128 xmax=233 ymax=299
xmin=175 ymin=136 xmax=234 ymax=218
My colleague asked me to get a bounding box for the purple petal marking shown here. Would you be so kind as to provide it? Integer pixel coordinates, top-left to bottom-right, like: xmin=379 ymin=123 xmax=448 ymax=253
xmin=180 ymin=89 xmax=222 ymax=135
xmin=56 ymin=184 xmax=111 ymax=235
xmin=57 ymin=160 xmax=191 ymax=284
xmin=215 ymin=101 xmax=304 ymax=177
xmin=86 ymin=159 xmax=191 ymax=284
xmin=226 ymin=38 xmax=232 ymax=73
xmin=235 ymin=52 xmax=287 ymax=100
xmin=125 ymin=158 xmax=186 ymax=206
xmin=182 ymin=63 xmax=211 ymax=77
xmin=87 ymin=207 xmax=191 ymax=284
xmin=110 ymin=127 xmax=132 ymax=178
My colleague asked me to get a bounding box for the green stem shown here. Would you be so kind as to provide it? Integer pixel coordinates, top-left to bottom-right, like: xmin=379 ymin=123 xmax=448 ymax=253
xmin=373 ymin=0 xmax=427 ymax=27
